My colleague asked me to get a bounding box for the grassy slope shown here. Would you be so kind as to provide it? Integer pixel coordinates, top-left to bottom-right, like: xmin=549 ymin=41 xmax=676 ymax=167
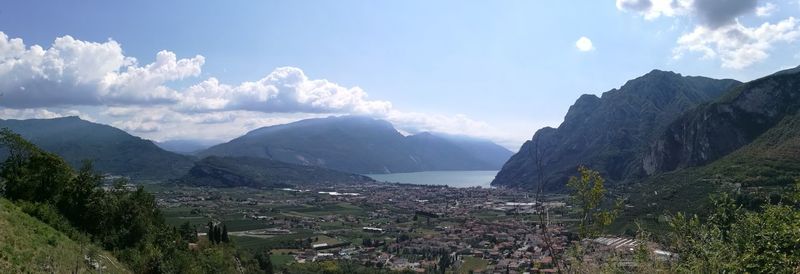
xmin=617 ymin=112 xmax=800 ymax=235
xmin=0 ymin=198 xmax=129 ymax=274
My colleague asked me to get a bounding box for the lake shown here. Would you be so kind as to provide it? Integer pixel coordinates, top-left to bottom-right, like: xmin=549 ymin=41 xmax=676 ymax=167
xmin=364 ymin=170 xmax=499 ymax=188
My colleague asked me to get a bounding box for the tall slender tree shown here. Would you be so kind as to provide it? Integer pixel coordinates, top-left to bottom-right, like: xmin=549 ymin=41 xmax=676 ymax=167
xmin=207 ymin=221 xmax=214 ymax=243
xmin=221 ymin=224 xmax=229 ymax=243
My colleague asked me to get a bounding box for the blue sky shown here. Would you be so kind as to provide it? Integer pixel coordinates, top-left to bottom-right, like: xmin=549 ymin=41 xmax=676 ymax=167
xmin=0 ymin=0 xmax=798 ymax=149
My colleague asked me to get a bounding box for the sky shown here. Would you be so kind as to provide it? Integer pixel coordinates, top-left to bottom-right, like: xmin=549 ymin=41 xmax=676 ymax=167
xmin=0 ymin=0 xmax=798 ymax=150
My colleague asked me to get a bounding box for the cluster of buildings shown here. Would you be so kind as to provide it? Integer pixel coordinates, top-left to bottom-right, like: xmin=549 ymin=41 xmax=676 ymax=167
xmin=154 ymin=183 xmax=672 ymax=273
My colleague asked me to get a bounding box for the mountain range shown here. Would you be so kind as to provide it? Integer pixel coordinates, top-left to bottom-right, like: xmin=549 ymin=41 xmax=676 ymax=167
xmin=198 ymin=115 xmax=513 ymax=174
xmin=491 ymin=66 xmax=800 ymax=222
xmin=176 ymin=156 xmax=375 ymax=188
xmin=492 ymin=70 xmax=740 ymax=190
xmin=0 ymin=117 xmax=195 ymax=180
xmin=0 ymin=115 xmax=512 ymax=186
xmin=155 ymin=139 xmax=218 ymax=155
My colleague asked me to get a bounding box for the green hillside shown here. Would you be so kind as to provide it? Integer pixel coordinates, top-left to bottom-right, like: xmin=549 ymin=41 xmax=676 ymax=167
xmin=0 ymin=198 xmax=129 ymax=273
xmin=178 ymin=156 xmax=375 ymax=188
xmin=0 ymin=117 xmax=194 ymax=180
xmin=621 ymin=113 xmax=800 ymax=230
xmin=199 ymin=116 xmax=512 ymax=174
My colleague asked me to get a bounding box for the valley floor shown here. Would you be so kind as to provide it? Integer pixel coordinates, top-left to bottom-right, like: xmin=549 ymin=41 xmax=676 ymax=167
xmin=151 ymin=183 xmax=665 ymax=273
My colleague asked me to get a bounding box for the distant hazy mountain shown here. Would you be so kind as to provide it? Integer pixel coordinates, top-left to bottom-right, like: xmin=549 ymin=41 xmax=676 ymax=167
xmin=492 ymin=70 xmax=741 ymax=190
xmin=177 ymin=156 xmax=374 ymax=188
xmin=423 ymin=132 xmax=514 ymax=170
xmin=198 ymin=116 xmax=513 ymax=174
xmin=0 ymin=117 xmax=194 ymax=180
xmin=155 ymin=139 xmax=219 ymax=154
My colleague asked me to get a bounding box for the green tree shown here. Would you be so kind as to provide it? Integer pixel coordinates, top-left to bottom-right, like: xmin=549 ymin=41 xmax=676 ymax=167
xmin=438 ymin=252 xmax=451 ymax=274
xmin=566 ymin=166 xmax=620 ymax=238
xmin=214 ymin=225 xmax=221 ymax=244
xmin=221 ymin=223 xmax=229 ymax=243
xmin=667 ymin=184 xmax=800 ymax=273
xmin=179 ymin=221 xmax=198 ymax=243
xmin=207 ymin=221 xmax=214 ymax=243
xmin=0 ymin=128 xmax=73 ymax=203
xmin=255 ymin=249 xmax=274 ymax=274
xmin=0 ymin=129 xmax=265 ymax=273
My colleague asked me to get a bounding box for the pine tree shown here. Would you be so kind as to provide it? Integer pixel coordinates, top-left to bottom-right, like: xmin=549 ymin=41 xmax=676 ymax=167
xmin=213 ymin=225 xmax=221 ymax=244
xmin=207 ymin=221 xmax=214 ymax=243
xmin=221 ymin=224 xmax=229 ymax=243
xmin=256 ymin=249 xmax=274 ymax=274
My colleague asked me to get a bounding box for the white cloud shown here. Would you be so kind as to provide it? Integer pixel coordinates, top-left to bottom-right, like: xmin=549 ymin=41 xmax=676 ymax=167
xmin=756 ymin=2 xmax=777 ymax=17
xmin=692 ymin=0 xmax=758 ymax=28
xmin=0 ymin=107 xmax=88 ymax=120
xmin=674 ymin=17 xmax=800 ymax=69
xmin=176 ymin=67 xmax=392 ymax=115
xmin=617 ymin=0 xmax=759 ymax=26
xmin=575 ymin=37 xmax=594 ymax=52
xmin=616 ymin=0 xmax=691 ymax=20
xmin=0 ymin=32 xmax=204 ymax=108
xmin=616 ymin=0 xmax=797 ymax=69
xmin=0 ymin=32 xmax=521 ymax=147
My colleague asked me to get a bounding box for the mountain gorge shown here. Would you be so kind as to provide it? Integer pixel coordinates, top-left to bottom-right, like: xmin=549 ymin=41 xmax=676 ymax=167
xmin=198 ymin=116 xmax=513 ymax=174
xmin=492 ymin=70 xmax=741 ymax=190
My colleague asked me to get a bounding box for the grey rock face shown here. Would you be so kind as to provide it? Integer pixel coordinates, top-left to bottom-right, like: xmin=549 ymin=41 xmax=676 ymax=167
xmin=646 ymin=71 xmax=800 ymax=174
xmin=493 ymin=70 xmax=740 ymax=190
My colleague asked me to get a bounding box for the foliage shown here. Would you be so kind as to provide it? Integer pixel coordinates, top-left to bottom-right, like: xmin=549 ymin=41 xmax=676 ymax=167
xmin=567 ymin=166 xmax=620 ymax=238
xmin=255 ymin=249 xmax=274 ymax=274
xmin=0 ymin=128 xmax=264 ymax=273
xmin=282 ymin=260 xmax=412 ymax=274
xmin=666 ymin=189 xmax=800 ymax=273
xmin=178 ymin=221 xmax=198 ymax=243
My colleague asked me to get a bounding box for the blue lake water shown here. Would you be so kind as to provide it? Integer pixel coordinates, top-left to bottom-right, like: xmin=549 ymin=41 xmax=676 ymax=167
xmin=364 ymin=170 xmax=499 ymax=188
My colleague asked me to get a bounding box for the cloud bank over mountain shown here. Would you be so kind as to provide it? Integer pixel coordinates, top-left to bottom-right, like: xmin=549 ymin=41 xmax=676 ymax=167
xmin=0 ymin=32 xmax=519 ymax=148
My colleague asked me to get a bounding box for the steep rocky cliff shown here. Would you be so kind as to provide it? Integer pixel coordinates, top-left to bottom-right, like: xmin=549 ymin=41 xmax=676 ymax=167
xmin=645 ymin=67 xmax=800 ymax=174
xmin=492 ymin=70 xmax=740 ymax=190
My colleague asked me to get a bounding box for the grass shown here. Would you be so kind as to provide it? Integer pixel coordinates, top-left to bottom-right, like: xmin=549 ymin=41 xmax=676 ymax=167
xmin=614 ymin=115 xmax=800 ymax=235
xmin=289 ymin=202 xmax=367 ymax=217
xmin=230 ymin=229 xmax=316 ymax=251
xmin=270 ymin=254 xmax=295 ymax=269
xmin=312 ymin=235 xmax=342 ymax=245
xmin=457 ymin=256 xmax=489 ymax=274
xmin=0 ymin=198 xmax=129 ymax=273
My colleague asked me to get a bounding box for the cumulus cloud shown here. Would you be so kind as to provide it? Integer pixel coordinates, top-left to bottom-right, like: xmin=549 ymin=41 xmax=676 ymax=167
xmin=674 ymin=17 xmax=800 ymax=69
xmin=756 ymin=2 xmax=777 ymax=17
xmin=0 ymin=107 xmax=88 ymax=121
xmin=575 ymin=37 xmax=594 ymax=51
xmin=616 ymin=0 xmax=798 ymax=69
xmin=616 ymin=0 xmax=758 ymax=27
xmin=176 ymin=67 xmax=392 ymax=115
xmin=0 ymin=32 xmax=204 ymax=108
xmin=692 ymin=0 xmax=758 ymax=28
xmin=615 ymin=0 xmax=690 ymax=20
xmin=0 ymin=32 xmax=520 ymax=147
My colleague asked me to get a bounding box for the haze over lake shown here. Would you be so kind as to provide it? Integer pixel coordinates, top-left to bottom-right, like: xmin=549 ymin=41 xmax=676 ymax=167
xmin=365 ymin=170 xmax=498 ymax=188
